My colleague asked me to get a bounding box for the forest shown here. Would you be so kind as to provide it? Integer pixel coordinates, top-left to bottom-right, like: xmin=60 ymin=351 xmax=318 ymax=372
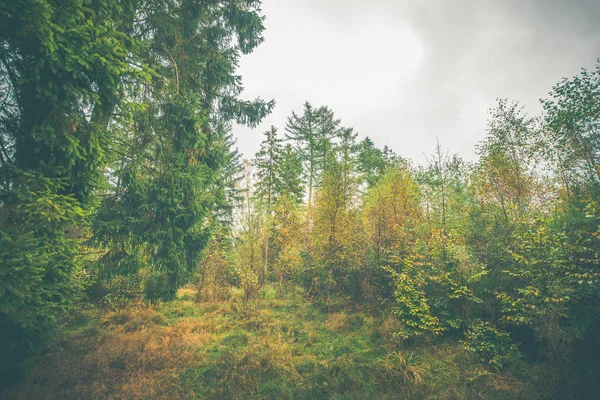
xmin=1 ymin=1 xmax=600 ymax=399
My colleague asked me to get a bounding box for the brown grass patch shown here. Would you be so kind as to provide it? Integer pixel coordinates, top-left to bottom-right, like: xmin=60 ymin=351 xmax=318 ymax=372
xmin=9 ymin=307 xmax=213 ymax=400
xmin=324 ymin=312 xmax=349 ymax=332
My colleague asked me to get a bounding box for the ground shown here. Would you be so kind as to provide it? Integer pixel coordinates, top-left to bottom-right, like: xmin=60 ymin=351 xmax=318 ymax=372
xmin=7 ymin=286 xmax=543 ymax=399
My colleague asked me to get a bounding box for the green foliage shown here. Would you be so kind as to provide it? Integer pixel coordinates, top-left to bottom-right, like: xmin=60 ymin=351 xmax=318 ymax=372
xmin=363 ymin=166 xmax=420 ymax=304
xmin=464 ymin=320 xmax=520 ymax=371
xmin=195 ymin=229 xmax=235 ymax=302
xmin=0 ymin=0 xmax=272 ymax=379
xmin=357 ymin=137 xmax=400 ymax=188
xmin=387 ymin=230 xmax=486 ymax=338
xmin=3 ymin=3 xmax=600 ymax=396
xmin=387 ymin=264 xmax=443 ymax=339
xmin=213 ymin=124 xmax=245 ymax=230
xmin=285 ymin=102 xmax=339 ymax=206
xmin=543 ymin=59 xmax=600 ymax=185
xmin=307 ymin=155 xmax=365 ymax=304
xmin=275 ymin=144 xmax=304 ymax=204
xmin=91 ymin=0 xmax=273 ymax=303
xmin=93 ymin=274 xmax=143 ymax=312
xmin=254 ymin=126 xmax=284 ymax=209
xmin=0 ymin=167 xmax=86 ymax=383
xmin=498 ymin=217 xmax=600 ymax=368
xmin=270 ymin=194 xmax=303 ymax=295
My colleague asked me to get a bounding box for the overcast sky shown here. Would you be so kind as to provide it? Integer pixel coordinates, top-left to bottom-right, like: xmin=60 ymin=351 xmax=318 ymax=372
xmin=233 ymin=0 xmax=600 ymax=164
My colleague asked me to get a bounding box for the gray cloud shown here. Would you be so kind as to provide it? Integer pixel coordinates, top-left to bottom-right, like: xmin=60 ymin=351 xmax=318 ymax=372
xmin=234 ymin=0 xmax=600 ymax=164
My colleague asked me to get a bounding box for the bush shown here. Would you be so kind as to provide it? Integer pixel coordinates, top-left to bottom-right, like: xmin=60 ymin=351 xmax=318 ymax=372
xmin=92 ymin=274 xmax=143 ymax=311
xmin=464 ymin=320 xmax=521 ymax=371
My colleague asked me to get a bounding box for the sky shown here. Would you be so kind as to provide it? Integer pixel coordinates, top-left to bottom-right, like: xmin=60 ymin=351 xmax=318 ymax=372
xmin=233 ymin=0 xmax=600 ymax=164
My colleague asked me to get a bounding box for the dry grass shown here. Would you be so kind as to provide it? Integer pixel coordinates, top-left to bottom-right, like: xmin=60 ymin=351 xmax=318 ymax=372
xmin=9 ymin=306 xmax=213 ymax=400
xmin=376 ymin=351 xmax=424 ymax=387
xmin=324 ymin=311 xmax=350 ymax=332
xmin=8 ymin=288 xmax=544 ymax=400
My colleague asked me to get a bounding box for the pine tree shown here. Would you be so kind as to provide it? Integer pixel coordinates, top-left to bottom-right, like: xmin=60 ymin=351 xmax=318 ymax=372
xmin=254 ymin=126 xmax=284 ymax=211
xmin=253 ymin=126 xmax=284 ymax=286
xmin=0 ymin=0 xmax=149 ymax=379
xmin=213 ymin=123 xmax=244 ymax=231
xmin=275 ymin=144 xmax=304 ymax=204
xmin=315 ymin=105 xmax=341 ymax=164
xmin=357 ymin=137 xmax=394 ymax=188
xmin=335 ymin=127 xmax=359 ymax=203
xmin=93 ymin=0 xmax=274 ymax=303
xmin=285 ymin=102 xmax=339 ymax=209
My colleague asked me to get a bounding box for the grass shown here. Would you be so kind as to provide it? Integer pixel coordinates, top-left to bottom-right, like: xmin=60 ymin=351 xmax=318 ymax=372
xmin=6 ymin=286 xmax=544 ymax=399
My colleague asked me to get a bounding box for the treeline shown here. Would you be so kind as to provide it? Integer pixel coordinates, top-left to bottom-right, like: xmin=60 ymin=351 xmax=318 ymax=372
xmin=222 ymin=73 xmax=600 ymax=395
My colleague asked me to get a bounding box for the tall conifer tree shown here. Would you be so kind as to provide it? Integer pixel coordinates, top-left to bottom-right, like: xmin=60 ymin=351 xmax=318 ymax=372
xmin=285 ymin=102 xmax=339 ymax=208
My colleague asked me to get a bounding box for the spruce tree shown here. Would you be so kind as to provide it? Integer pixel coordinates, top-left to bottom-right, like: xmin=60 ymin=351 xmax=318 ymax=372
xmin=285 ymin=102 xmax=339 ymax=209
xmin=357 ymin=137 xmax=391 ymax=188
xmin=93 ymin=1 xmax=274 ymax=302
xmin=254 ymin=126 xmax=284 ymax=211
xmin=213 ymin=123 xmax=244 ymax=231
xmin=275 ymin=144 xmax=304 ymax=204
xmin=0 ymin=0 xmax=149 ymax=379
xmin=335 ymin=127 xmax=359 ymax=202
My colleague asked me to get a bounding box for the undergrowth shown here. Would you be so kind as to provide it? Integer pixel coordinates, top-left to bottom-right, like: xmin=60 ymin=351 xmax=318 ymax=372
xmin=6 ymin=286 xmax=544 ymax=399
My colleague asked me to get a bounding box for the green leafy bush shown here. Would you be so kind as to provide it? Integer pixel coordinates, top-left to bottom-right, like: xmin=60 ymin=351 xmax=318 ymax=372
xmin=464 ymin=320 xmax=520 ymax=371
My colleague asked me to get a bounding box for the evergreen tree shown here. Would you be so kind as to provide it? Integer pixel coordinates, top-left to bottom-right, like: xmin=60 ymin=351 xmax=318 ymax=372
xmin=253 ymin=126 xmax=284 ymax=285
xmin=254 ymin=126 xmax=284 ymax=210
xmin=93 ymin=0 xmax=273 ymax=303
xmin=357 ymin=137 xmax=394 ymax=188
xmin=285 ymin=102 xmax=339 ymax=208
xmin=0 ymin=0 xmax=149 ymax=380
xmin=315 ymin=105 xmax=340 ymax=163
xmin=335 ymin=127 xmax=359 ymax=203
xmin=213 ymin=123 xmax=244 ymax=231
xmin=274 ymin=144 xmax=304 ymax=204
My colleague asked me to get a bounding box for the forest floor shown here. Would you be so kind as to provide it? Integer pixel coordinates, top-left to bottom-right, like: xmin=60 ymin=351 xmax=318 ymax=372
xmin=7 ymin=287 xmax=546 ymax=399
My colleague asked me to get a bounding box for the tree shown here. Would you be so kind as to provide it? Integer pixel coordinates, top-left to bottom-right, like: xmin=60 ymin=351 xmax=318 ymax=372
xmin=466 ymin=100 xmax=540 ymax=323
xmin=0 ymin=0 xmax=148 ymax=205
xmin=92 ymin=0 xmax=273 ymax=303
xmin=285 ymin=102 xmax=339 ymax=209
xmin=0 ymin=0 xmax=148 ymax=381
xmin=195 ymin=227 xmax=233 ymax=302
xmin=213 ymin=123 xmax=244 ymax=231
xmin=0 ymin=169 xmax=87 ymax=382
xmin=335 ymin=127 xmax=359 ymax=203
xmin=357 ymin=137 xmax=396 ymax=188
xmin=254 ymin=126 xmax=283 ymax=210
xmin=253 ymin=126 xmax=286 ymax=286
xmin=274 ymin=144 xmax=304 ymax=204
xmin=542 ymin=60 xmax=600 ymax=187
xmin=308 ymin=154 xmax=365 ymax=303
xmin=315 ymin=105 xmax=340 ymax=163
xmin=363 ymin=167 xmax=420 ymax=303
xmin=235 ymin=161 xmax=264 ymax=299
xmin=270 ymin=194 xmax=303 ymax=296
xmin=475 ymin=99 xmax=538 ymax=224
xmin=421 ymin=140 xmax=467 ymax=233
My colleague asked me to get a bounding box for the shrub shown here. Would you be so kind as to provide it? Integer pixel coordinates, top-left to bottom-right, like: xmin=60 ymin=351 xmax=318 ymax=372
xmin=464 ymin=320 xmax=521 ymax=371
